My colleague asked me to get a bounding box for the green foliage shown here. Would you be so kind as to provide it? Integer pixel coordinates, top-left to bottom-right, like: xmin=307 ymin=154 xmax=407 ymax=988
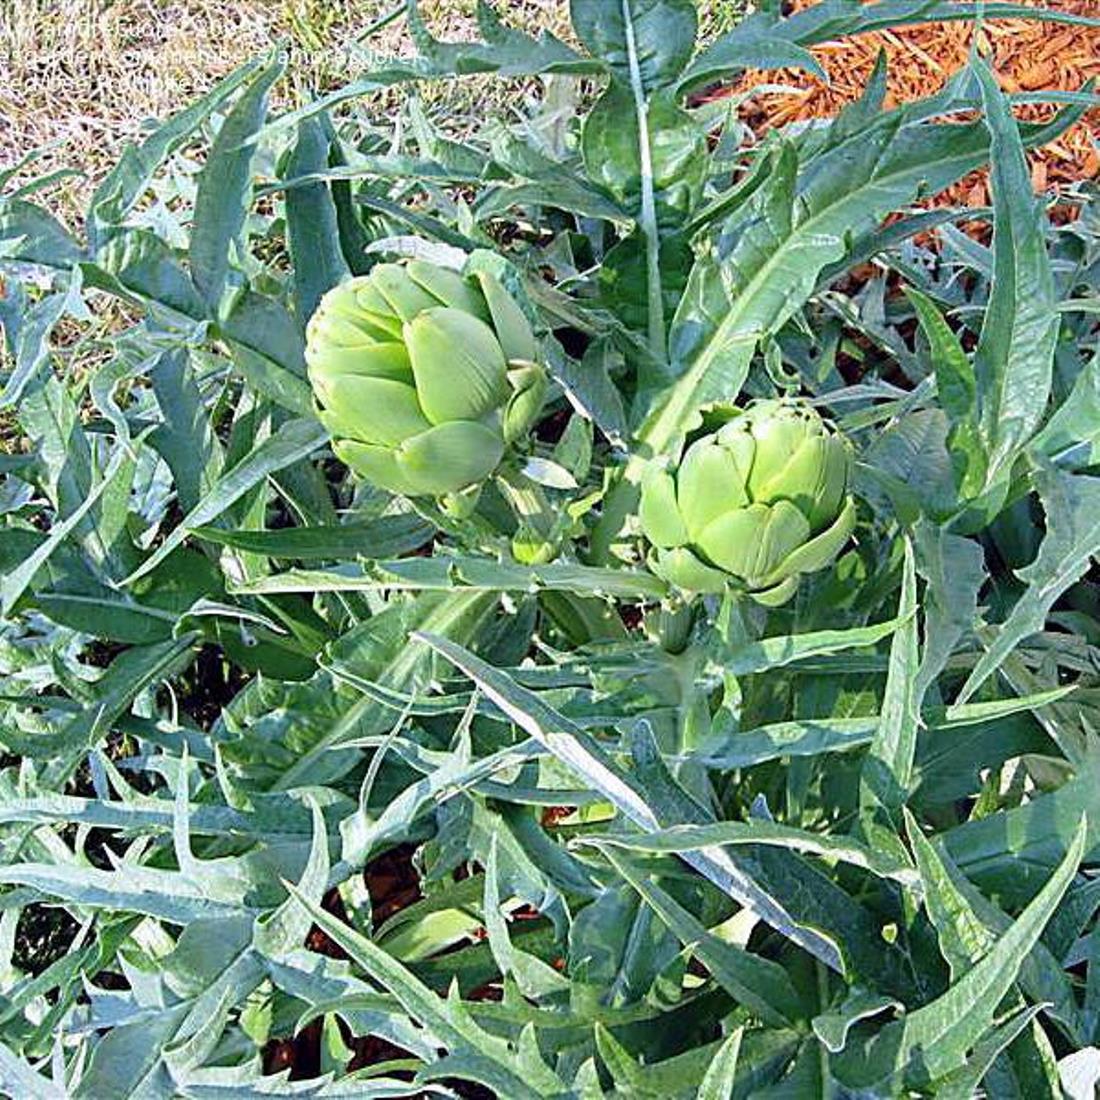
xmin=1 ymin=1 xmax=1100 ymax=1096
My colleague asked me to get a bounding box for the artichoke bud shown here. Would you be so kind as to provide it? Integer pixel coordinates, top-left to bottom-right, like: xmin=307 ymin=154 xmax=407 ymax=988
xmin=474 ymin=271 xmax=537 ymax=363
xmin=502 ymin=363 xmax=547 ymax=445
xmin=306 ymin=260 xmax=544 ymax=497
xmin=639 ymin=400 xmax=855 ymax=605
xmin=439 ymin=482 xmax=483 ymax=520
xmin=407 ymin=260 xmax=490 ymax=319
xmin=512 ymin=523 xmax=556 ymax=565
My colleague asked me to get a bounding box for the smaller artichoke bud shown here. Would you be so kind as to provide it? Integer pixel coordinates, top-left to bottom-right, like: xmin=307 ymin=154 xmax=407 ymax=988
xmin=439 ymin=482 xmax=483 ymax=521
xmin=639 ymin=400 xmax=855 ymax=606
xmin=306 ymin=261 xmax=544 ymax=498
xmin=512 ymin=523 xmax=556 ymax=565
xmin=503 ymin=364 xmax=548 ymax=445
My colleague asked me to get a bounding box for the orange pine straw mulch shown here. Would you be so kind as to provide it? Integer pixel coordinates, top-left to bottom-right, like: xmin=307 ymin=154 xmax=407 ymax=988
xmin=719 ymin=0 xmax=1100 ymax=206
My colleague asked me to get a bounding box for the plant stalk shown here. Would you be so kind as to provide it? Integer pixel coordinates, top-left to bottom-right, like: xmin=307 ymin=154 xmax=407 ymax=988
xmin=622 ymin=0 xmax=667 ymax=371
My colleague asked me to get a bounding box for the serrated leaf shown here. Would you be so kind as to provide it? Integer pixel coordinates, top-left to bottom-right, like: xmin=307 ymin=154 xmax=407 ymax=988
xmin=596 ymin=845 xmax=807 ymax=1026
xmin=284 ymin=116 xmax=350 ymax=326
xmin=149 ymin=346 xmax=224 ymax=514
xmin=233 ymin=556 xmax=667 ymax=600
xmin=942 ymin=751 xmax=1100 ymax=909
xmin=121 ymin=418 xmax=329 ymax=586
xmin=283 ymin=590 xmax=497 ymax=790
xmin=860 ymin=535 xmax=919 ymax=823
xmin=697 ymin=1028 xmax=744 ymax=1100
xmin=482 ymin=835 xmax=569 ymax=1000
xmin=571 ymin=0 xmax=696 ymax=92
xmin=905 ymin=809 xmax=993 ymax=980
xmin=190 ymin=55 xmax=284 ymax=311
xmin=697 ymin=687 xmax=1072 ymax=770
xmin=1032 ymin=354 xmax=1100 ymax=471
xmin=931 ymin=1004 xmax=1049 ymax=1100
xmin=0 ymin=439 xmax=136 ymax=616
xmin=588 ymin=819 xmax=917 ymax=887
xmin=417 ymin=631 xmax=848 ymax=972
xmin=285 ymin=884 xmax=567 ymax=1099
xmin=88 ymin=58 xmax=260 ymax=250
xmin=958 ymin=468 xmax=1100 ymax=704
xmin=972 ymin=60 xmax=1058 ymax=483
xmin=912 ymin=520 xmax=985 ymax=702
xmin=835 ymin=817 xmax=1086 ymax=1090
xmin=721 ymin=613 xmax=903 ymax=676
xmin=0 ymin=1040 xmax=66 ymax=1100
xmin=253 ymin=797 xmax=330 ymax=955
xmin=681 ymin=1 xmax=1099 ymax=93
xmin=0 ymin=269 xmax=86 ymax=408
xmin=192 ymin=514 xmax=435 ymax=561
xmin=83 ymin=227 xmax=208 ymax=320
xmin=0 ymin=199 xmax=83 ymax=268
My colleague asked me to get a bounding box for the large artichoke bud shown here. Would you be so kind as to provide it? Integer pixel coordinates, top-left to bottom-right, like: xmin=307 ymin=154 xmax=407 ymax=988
xmin=639 ymin=400 xmax=856 ymax=606
xmin=306 ymin=261 xmax=545 ymax=497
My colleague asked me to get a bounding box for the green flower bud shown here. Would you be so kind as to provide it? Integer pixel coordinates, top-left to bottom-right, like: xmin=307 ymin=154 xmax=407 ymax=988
xmin=512 ymin=523 xmax=556 ymax=565
xmin=502 ymin=364 xmax=548 ymax=445
xmin=306 ymin=261 xmax=544 ymax=497
xmin=439 ymin=482 xmax=483 ymax=520
xmin=639 ymin=400 xmax=855 ymax=605
xmin=474 ymin=271 xmax=537 ymax=363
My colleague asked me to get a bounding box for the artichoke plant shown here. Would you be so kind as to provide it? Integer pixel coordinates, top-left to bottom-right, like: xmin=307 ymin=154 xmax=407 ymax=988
xmin=306 ymin=261 xmax=545 ymax=498
xmin=639 ymin=400 xmax=856 ymax=605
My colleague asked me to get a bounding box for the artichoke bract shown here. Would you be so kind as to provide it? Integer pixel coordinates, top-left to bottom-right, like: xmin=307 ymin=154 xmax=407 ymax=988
xmin=639 ymin=400 xmax=856 ymax=606
xmin=306 ymin=261 xmax=545 ymax=497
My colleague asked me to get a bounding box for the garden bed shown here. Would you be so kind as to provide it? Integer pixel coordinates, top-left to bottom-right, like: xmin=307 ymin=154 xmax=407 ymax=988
xmin=1 ymin=2 xmax=1099 ymax=1097
xmin=722 ymin=0 xmax=1099 ymax=204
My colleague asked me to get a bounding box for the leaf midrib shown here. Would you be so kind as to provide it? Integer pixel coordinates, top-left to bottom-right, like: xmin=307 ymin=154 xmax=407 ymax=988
xmin=636 ymin=128 xmax=992 ymax=463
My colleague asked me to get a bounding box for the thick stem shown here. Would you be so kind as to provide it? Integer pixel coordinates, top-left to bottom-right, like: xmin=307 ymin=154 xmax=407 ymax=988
xmin=657 ymin=596 xmax=695 ymax=655
xmin=622 ymin=0 xmax=666 ymax=370
xmin=816 ymin=961 xmax=835 ymax=1099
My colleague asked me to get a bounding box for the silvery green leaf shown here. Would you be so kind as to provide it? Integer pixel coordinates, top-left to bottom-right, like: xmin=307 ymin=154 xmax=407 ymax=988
xmin=1059 ymin=1048 xmax=1100 ymax=1100
xmin=520 ymin=456 xmax=578 ymax=490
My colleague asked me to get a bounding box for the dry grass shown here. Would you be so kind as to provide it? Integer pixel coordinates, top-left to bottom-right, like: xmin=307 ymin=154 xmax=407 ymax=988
xmin=0 ymin=0 xmax=566 ymax=223
xmin=4 ymin=1 xmax=282 ymax=212
xmin=0 ymin=0 xmax=740 ymax=453
xmin=1 ymin=1 xmax=750 ymax=228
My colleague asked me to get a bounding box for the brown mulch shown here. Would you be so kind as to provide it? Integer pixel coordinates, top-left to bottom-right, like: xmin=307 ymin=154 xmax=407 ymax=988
xmin=364 ymin=842 xmax=423 ymax=925
xmin=716 ymin=0 xmax=1100 ymax=204
xmin=265 ymin=844 xmax=426 ymax=1079
xmin=263 ymin=845 xmax=505 ymax=1095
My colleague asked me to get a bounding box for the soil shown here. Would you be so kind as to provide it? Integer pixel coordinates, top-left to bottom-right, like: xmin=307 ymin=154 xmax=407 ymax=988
xmin=14 ymin=903 xmax=80 ymax=976
xmin=261 ymin=843 xmax=505 ymax=1094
